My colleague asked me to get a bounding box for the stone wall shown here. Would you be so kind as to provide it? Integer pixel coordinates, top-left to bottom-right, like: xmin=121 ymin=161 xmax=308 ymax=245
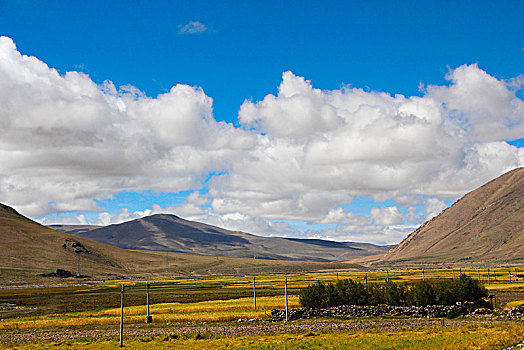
xmin=269 ymin=302 xmax=496 ymax=321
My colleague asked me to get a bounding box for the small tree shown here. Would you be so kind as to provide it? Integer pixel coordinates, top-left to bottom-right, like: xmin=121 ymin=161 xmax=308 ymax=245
xmin=433 ymin=274 xmax=487 ymax=305
xmin=298 ymin=275 xmax=487 ymax=309
xmin=299 ymin=280 xmax=326 ymax=309
xmin=406 ymin=281 xmax=436 ymax=306
xmin=337 ymin=279 xmax=369 ymax=306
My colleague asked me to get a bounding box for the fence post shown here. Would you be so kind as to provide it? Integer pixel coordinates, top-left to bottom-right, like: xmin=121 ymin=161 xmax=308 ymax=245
xmin=285 ymin=276 xmax=288 ymax=322
xmin=336 ymin=272 xmax=339 ymax=283
xmin=146 ymin=282 xmax=152 ymax=323
xmin=253 ymin=276 xmax=257 ymax=310
xmin=365 ymin=272 xmax=368 ymax=289
xmin=453 ymin=269 xmax=455 ymax=280
xmin=487 ymin=269 xmax=490 ymax=285
xmin=120 ymin=284 xmax=124 ymax=347
xmin=422 ymin=268 xmax=424 ymax=281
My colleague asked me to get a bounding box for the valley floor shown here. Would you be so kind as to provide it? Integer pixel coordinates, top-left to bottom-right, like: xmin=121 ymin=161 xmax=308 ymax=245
xmin=1 ymin=319 xmax=524 ymax=349
xmin=1 ymin=268 xmax=524 ymax=349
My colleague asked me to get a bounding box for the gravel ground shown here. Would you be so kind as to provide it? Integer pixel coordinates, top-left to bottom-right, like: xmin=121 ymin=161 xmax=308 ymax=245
xmin=0 ymin=318 xmax=503 ymax=346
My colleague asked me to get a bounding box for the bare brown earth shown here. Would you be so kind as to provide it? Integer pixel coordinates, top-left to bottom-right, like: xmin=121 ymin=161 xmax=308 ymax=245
xmin=0 ymin=204 xmax=362 ymax=284
xmin=383 ymin=167 xmax=524 ymax=267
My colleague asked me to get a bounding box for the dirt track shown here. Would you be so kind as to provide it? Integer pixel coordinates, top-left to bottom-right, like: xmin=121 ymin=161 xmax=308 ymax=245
xmin=0 ymin=318 xmax=500 ymax=346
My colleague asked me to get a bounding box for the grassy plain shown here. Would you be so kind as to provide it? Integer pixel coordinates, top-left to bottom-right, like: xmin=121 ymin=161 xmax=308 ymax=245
xmin=6 ymin=323 xmax=524 ymax=349
xmin=1 ymin=267 xmax=524 ymax=349
xmin=1 ymin=267 xmax=523 ymax=318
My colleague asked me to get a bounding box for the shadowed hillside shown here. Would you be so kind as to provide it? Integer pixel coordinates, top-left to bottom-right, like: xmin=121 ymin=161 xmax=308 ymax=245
xmin=383 ymin=167 xmax=524 ymax=266
xmin=0 ymin=203 xmax=164 ymax=282
xmin=50 ymin=214 xmax=391 ymax=262
xmin=1 ymin=203 xmax=363 ymax=283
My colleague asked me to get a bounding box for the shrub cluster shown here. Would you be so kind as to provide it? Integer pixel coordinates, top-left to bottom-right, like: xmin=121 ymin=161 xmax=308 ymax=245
xmin=298 ymin=274 xmax=487 ymax=309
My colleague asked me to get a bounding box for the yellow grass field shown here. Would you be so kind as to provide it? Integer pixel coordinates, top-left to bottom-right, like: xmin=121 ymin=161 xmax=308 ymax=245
xmin=7 ymin=323 xmax=524 ymax=350
xmin=1 ymin=266 xmax=524 ymax=349
xmin=0 ymin=296 xmax=300 ymax=330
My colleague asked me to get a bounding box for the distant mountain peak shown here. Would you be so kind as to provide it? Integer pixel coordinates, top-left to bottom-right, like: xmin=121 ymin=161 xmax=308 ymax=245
xmin=145 ymin=213 xmax=181 ymax=219
xmin=50 ymin=211 xmax=391 ymax=262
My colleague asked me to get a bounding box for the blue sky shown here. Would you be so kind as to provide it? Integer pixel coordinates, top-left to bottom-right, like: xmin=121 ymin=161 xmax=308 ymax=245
xmin=4 ymin=1 xmax=523 ymax=124
xmin=0 ymin=1 xmax=522 ymax=244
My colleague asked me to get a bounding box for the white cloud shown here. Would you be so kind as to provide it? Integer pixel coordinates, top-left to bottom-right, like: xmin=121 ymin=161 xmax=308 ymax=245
xmin=0 ymin=36 xmax=252 ymax=217
xmin=178 ymin=21 xmax=207 ymax=34
xmin=1 ymin=36 xmax=523 ymax=244
xmin=426 ymin=64 xmax=524 ymax=142
xmin=423 ymin=197 xmax=448 ymax=221
xmin=370 ymin=206 xmax=403 ymax=226
xmin=212 ymin=68 xmax=522 ymax=225
xmin=38 ymin=214 xmax=90 ymax=226
xmin=316 ymin=207 xmax=370 ymax=225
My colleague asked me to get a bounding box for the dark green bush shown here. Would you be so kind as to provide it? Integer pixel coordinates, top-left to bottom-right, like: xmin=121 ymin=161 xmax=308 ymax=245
xmin=368 ymin=281 xmax=407 ymax=306
xmin=406 ymin=281 xmax=435 ymax=306
xmin=299 ymin=274 xmax=487 ymax=309
xmin=432 ymin=274 xmax=487 ymax=305
xmin=337 ymin=279 xmax=369 ymax=306
xmin=299 ymin=279 xmax=369 ymax=308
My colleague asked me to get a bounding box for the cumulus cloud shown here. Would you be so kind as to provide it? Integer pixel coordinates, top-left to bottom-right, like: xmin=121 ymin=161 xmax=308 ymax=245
xmin=426 ymin=64 xmax=524 ymax=142
xmin=370 ymin=206 xmax=403 ymax=226
xmin=178 ymin=21 xmax=207 ymax=34
xmin=0 ymin=36 xmax=252 ymax=217
xmin=213 ymin=68 xmax=523 ymax=225
xmin=1 ymin=36 xmax=523 ymax=244
xmin=316 ymin=207 xmax=370 ymax=225
xmin=423 ymin=197 xmax=448 ymax=221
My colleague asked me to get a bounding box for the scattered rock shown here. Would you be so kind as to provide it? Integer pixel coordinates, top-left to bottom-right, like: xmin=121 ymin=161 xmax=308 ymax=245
xmin=62 ymin=239 xmax=91 ymax=254
xmin=507 ymin=305 xmax=524 ymax=318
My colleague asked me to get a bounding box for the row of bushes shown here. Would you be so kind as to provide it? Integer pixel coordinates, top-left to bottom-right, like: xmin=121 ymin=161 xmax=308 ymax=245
xmin=298 ymin=274 xmax=488 ymax=309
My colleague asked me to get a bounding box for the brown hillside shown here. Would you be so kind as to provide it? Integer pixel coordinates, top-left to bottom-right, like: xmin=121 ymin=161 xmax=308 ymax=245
xmin=0 ymin=203 xmax=168 ymax=282
xmin=0 ymin=203 xmax=362 ymax=283
xmin=384 ymin=167 xmax=524 ymax=266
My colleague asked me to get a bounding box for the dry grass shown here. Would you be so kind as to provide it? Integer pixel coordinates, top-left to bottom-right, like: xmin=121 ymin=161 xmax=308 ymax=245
xmin=5 ymin=323 xmax=524 ymax=349
xmin=0 ymin=296 xmax=300 ymax=330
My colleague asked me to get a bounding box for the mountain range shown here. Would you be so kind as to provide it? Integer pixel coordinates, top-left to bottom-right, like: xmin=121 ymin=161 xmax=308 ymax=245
xmin=0 ymin=203 xmax=363 ymax=283
xmin=2 ymin=167 xmax=523 ymax=282
xmin=50 ymin=214 xmax=391 ymax=262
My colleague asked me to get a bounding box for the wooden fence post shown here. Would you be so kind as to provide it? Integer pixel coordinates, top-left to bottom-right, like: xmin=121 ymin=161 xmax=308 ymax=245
xmin=120 ymin=284 xmax=124 ymax=347
xmin=146 ymin=282 xmax=152 ymax=323
xmin=253 ymin=276 xmax=257 ymax=310
xmin=285 ymin=276 xmax=288 ymax=322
